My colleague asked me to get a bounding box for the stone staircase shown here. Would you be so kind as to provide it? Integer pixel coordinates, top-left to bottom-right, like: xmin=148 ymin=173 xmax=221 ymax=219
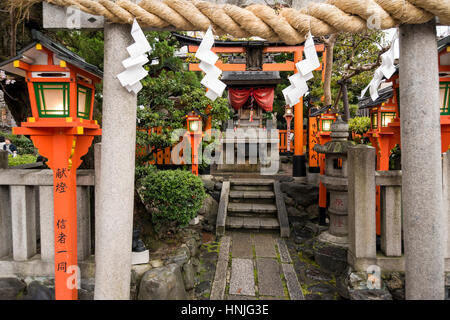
xmin=216 ymin=178 xmax=289 ymax=237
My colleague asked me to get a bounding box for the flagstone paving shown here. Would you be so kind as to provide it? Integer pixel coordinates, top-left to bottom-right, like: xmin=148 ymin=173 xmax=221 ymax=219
xmin=211 ymin=231 xmax=304 ymax=300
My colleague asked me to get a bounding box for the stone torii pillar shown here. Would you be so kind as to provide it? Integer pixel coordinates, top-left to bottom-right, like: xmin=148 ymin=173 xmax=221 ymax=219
xmin=94 ymin=23 xmax=137 ymax=300
xmin=399 ymin=20 xmax=445 ymax=300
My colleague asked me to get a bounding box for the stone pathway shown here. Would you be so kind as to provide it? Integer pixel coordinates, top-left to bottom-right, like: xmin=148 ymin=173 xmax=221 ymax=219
xmin=210 ymin=231 xmax=304 ymax=300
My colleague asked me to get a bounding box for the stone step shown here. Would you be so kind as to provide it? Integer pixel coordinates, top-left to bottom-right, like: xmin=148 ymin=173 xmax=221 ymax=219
xmin=225 ymin=216 xmax=280 ymax=230
xmin=230 ymin=179 xmax=274 ymax=186
xmin=229 ymin=198 xmax=275 ymax=205
xmin=229 ymin=190 xmax=275 ymax=199
xmin=231 ymin=185 xmax=273 ymax=192
xmin=227 ymin=203 xmax=277 ymax=214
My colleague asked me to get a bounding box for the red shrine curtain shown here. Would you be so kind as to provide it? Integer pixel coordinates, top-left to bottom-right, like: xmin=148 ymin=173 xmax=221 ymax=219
xmin=228 ymin=87 xmax=274 ymax=112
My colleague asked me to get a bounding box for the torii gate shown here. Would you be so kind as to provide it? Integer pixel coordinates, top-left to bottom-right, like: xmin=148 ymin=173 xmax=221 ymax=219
xmin=37 ymin=0 xmax=448 ymax=300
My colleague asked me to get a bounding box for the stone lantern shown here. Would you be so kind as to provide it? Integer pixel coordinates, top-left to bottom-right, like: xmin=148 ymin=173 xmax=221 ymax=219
xmin=314 ymin=116 xmax=354 ymax=247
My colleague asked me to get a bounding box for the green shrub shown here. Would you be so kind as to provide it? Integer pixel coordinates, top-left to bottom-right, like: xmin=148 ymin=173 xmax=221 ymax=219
xmin=140 ymin=169 xmax=207 ymax=230
xmin=1 ymin=133 xmax=36 ymax=155
xmin=8 ymin=154 xmax=37 ymax=167
xmin=348 ymin=117 xmax=371 ymax=136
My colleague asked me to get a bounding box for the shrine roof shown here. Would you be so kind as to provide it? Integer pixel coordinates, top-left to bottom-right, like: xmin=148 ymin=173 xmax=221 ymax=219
xmin=358 ymin=85 xmax=394 ymax=109
xmin=0 ymin=30 xmax=103 ymax=79
xmin=221 ymin=71 xmax=281 ymax=86
xmin=310 ymin=106 xmax=333 ymax=117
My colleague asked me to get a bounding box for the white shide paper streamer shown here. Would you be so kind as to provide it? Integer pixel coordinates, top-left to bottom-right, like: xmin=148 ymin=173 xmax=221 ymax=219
xmin=283 ymin=33 xmax=320 ymax=107
xmin=361 ymin=30 xmax=399 ymax=102
xmin=195 ymin=26 xmax=226 ymax=101
xmin=117 ymin=19 xmax=152 ymax=95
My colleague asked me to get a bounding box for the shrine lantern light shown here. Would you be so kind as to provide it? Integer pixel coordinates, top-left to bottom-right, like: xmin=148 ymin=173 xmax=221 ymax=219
xmin=187 ymin=111 xmax=203 ymax=134
xmin=322 ymin=119 xmax=333 ymax=132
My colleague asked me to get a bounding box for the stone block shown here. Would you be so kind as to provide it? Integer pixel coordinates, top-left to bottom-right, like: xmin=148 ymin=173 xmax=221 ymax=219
xmin=0 ymin=277 xmax=26 ymax=300
xmin=381 ymin=186 xmax=402 ymax=257
xmin=11 ymin=186 xmax=37 ymax=261
xmin=347 ymin=145 xmax=376 ymax=262
xmin=256 ymin=258 xmax=284 ymax=297
xmin=0 ymin=186 xmax=12 ymax=258
xmin=138 ymin=264 xmax=187 ymax=300
xmin=229 ymin=258 xmax=255 ymax=296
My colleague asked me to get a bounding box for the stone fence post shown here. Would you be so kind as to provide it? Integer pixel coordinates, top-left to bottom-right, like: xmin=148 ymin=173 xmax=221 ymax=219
xmin=0 ymin=150 xmax=8 ymax=169
xmin=347 ymin=145 xmax=376 ymax=271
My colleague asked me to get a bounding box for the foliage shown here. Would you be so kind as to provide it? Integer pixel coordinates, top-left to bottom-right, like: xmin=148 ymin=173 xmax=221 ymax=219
xmin=389 ymin=144 xmax=401 ymax=170
xmin=140 ymin=169 xmax=207 ymax=230
xmin=135 ymin=32 xmax=231 ymax=167
xmin=1 ymin=132 xmax=36 ymax=155
xmin=348 ymin=117 xmax=371 ymax=135
xmin=8 ymin=154 xmax=37 ymax=166
xmin=331 ymin=31 xmax=389 ymax=108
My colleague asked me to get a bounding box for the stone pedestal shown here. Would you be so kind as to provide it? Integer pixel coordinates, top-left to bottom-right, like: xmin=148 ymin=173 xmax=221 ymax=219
xmin=315 ymin=117 xmax=354 ymax=247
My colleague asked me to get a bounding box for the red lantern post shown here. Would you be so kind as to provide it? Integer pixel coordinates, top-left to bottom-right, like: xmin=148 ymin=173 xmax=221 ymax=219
xmin=9 ymin=38 xmax=102 ymax=300
xmin=187 ymin=111 xmax=203 ymax=176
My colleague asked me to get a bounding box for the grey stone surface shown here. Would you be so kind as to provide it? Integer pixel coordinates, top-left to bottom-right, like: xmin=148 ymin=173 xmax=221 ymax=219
xmin=216 ymin=181 xmax=230 ymax=236
xmin=400 ymin=21 xmax=445 ymax=300
xmin=226 ymin=216 xmax=244 ymax=229
xmin=0 ymin=185 xmax=12 ymax=258
xmin=231 ymin=232 xmax=253 ymax=258
xmin=314 ymin=242 xmax=348 ymax=273
xmin=23 ymin=281 xmax=54 ymax=300
xmin=94 ymin=23 xmax=137 ymax=300
xmin=38 ymin=186 xmax=53 ymax=262
xmin=0 ymin=277 xmax=26 ymax=300
xmin=277 ymin=239 xmax=291 ymax=263
xmin=243 ymin=216 xmax=261 ymax=229
xmin=347 ymin=145 xmax=376 ymax=267
xmin=226 ymin=294 xmax=258 ymax=300
xmin=280 ymin=182 xmax=319 ymax=207
xmin=381 ymin=186 xmax=402 ymax=257
xmin=210 ymin=236 xmax=231 ymax=300
xmin=199 ymin=195 xmax=219 ymax=226
xmin=254 ymin=234 xmax=277 ymax=258
xmin=138 ymin=264 xmax=187 ymax=300
xmin=0 ymin=150 xmax=8 ymax=169
xmin=182 ymin=263 xmax=195 ymax=290
xmin=229 ymin=258 xmax=255 ymax=296
xmin=259 ymin=217 xmax=280 ymax=229
xmin=349 ymin=289 xmax=392 ymax=300
xmin=228 ymin=203 xmax=277 ymax=213
xmin=256 ymin=258 xmax=284 ymax=297
xmin=281 ymin=263 xmax=304 ymax=300
xmin=10 ymin=186 xmax=36 ymax=261
xmin=274 ymin=181 xmax=290 ymax=237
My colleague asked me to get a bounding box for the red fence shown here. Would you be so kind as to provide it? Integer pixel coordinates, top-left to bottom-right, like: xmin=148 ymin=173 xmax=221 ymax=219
xmin=137 ymin=127 xmax=305 ymax=165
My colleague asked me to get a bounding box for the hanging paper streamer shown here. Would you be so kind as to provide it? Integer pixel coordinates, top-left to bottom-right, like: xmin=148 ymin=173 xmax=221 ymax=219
xmin=117 ymin=19 xmax=152 ymax=95
xmin=283 ymin=33 xmax=319 ymax=107
xmin=195 ymin=26 xmax=226 ymax=101
xmin=361 ymin=31 xmax=399 ymax=102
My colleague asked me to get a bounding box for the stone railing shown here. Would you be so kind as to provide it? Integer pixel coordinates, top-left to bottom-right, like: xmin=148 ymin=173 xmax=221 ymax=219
xmin=0 ymin=150 xmax=95 ymax=278
xmin=347 ymin=145 xmax=450 ymax=272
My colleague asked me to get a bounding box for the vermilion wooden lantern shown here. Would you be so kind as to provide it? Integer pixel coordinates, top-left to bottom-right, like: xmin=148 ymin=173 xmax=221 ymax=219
xmin=284 ymin=105 xmax=294 ymax=152
xmin=186 ymin=111 xmax=203 ymax=176
xmin=2 ymin=31 xmax=102 ymax=300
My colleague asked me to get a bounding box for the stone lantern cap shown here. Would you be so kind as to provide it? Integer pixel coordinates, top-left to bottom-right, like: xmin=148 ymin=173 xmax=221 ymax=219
xmin=314 ymin=116 xmax=355 ymax=155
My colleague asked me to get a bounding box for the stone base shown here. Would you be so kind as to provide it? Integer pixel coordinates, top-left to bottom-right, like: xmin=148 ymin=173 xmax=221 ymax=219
xmin=317 ymin=231 xmax=348 ymax=248
xmin=131 ymin=250 xmax=150 ymax=265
